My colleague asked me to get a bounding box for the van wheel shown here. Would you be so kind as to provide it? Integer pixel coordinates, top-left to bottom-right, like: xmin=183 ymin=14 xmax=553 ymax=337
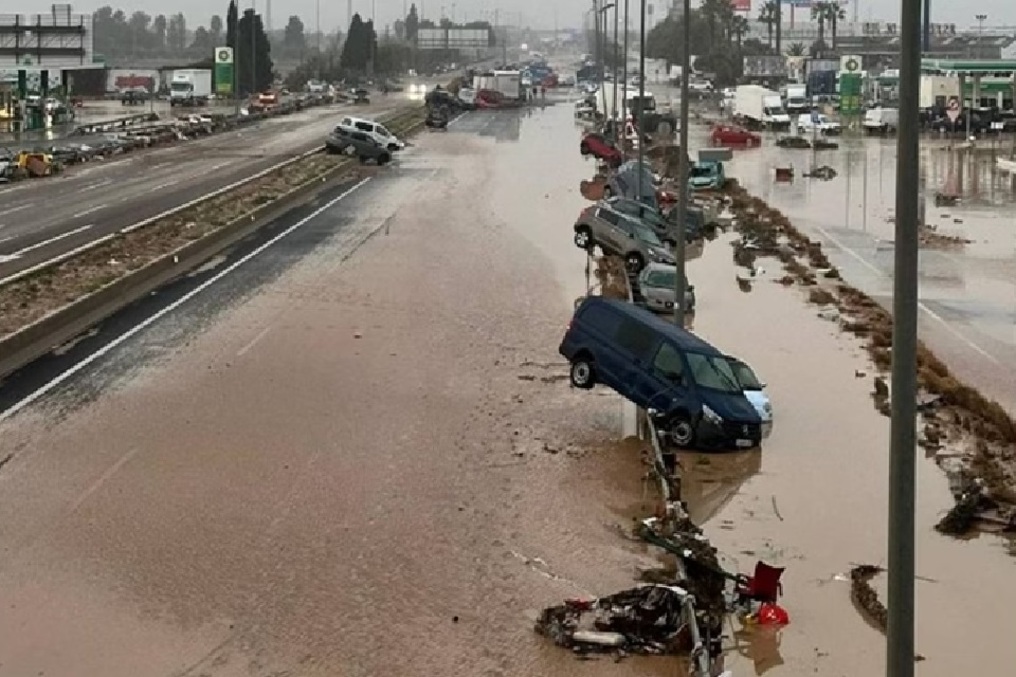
xmin=668 ymin=414 xmax=696 ymax=448
xmin=569 ymin=359 xmax=596 ymax=389
xmin=625 ymin=252 xmax=645 ymax=273
xmin=574 ymin=226 xmax=593 ymax=250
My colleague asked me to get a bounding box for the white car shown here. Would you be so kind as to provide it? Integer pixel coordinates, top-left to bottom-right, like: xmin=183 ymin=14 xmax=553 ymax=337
xmin=337 ymin=115 xmax=405 ymax=151
xmin=688 ymin=80 xmax=714 ymax=94
xmin=798 ymin=112 xmax=841 ymax=135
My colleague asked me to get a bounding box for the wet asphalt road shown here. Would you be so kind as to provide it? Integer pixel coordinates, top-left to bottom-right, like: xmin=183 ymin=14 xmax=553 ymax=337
xmin=0 ymin=100 xmax=408 ymax=279
xmin=0 ymin=98 xmax=1014 ymax=676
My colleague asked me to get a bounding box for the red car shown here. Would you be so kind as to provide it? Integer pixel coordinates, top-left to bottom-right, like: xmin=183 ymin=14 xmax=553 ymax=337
xmin=710 ymin=124 xmax=761 ymax=147
xmin=579 ymin=132 xmax=624 ymax=167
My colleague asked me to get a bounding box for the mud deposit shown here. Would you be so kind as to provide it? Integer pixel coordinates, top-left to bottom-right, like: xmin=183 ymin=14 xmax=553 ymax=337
xmin=723 ymin=180 xmax=1016 ymax=533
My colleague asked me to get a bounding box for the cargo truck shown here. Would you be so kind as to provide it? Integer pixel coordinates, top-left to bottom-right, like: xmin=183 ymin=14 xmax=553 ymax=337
xmin=169 ymin=69 xmax=212 ymax=107
xmin=783 ymin=83 xmax=809 ymax=115
xmin=733 ymin=84 xmax=791 ymax=129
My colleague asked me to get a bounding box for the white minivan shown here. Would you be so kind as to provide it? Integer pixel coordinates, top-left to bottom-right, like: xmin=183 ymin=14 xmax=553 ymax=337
xmin=338 ymin=116 xmax=405 ymax=151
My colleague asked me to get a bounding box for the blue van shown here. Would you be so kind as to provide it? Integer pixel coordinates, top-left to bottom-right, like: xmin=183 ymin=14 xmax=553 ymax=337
xmin=559 ymin=296 xmax=763 ymax=449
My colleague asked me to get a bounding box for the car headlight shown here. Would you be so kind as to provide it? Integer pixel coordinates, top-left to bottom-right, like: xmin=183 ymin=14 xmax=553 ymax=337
xmin=764 ymin=402 xmax=773 ymax=414
xmin=702 ymin=404 xmax=723 ymax=425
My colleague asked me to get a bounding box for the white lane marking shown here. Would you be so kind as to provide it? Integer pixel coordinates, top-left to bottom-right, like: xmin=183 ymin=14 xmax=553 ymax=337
xmin=151 ymin=179 xmax=180 ymax=191
xmin=80 ymin=178 xmax=114 ymax=191
xmin=236 ymin=326 xmax=272 ymax=356
xmin=0 ymin=203 xmax=33 ymax=217
xmin=73 ymin=204 xmax=106 ymax=218
xmin=68 ymin=447 xmax=141 ymax=513
xmin=0 ymin=177 xmax=372 ymax=423
xmin=811 ymin=223 xmax=1001 ymax=364
xmin=11 ymin=224 xmax=94 ymax=258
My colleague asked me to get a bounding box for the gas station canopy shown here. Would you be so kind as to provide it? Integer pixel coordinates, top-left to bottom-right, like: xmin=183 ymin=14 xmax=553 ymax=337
xmin=921 ymin=59 xmax=1016 ymax=75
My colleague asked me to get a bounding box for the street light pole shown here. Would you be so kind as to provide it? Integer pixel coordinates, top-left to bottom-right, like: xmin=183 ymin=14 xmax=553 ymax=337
xmin=621 ymin=0 xmax=628 ymax=132
xmin=250 ymin=0 xmax=257 ymax=95
xmin=635 ymin=0 xmax=645 ymax=205
xmin=887 ymin=0 xmax=921 ymax=672
xmin=673 ymin=0 xmax=690 ymax=323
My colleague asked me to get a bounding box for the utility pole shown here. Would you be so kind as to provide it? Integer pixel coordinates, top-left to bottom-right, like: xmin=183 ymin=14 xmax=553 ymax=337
xmin=887 ymin=0 xmax=920 ymax=672
xmin=613 ymin=2 xmax=619 ymax=123
xmin=635 ymin=0 xmax=645 ymax=204
xmin=922 ymin=0 xmax=931 ymax=52
xmin=250 ymin=1 xmax=257 ymax=95
xmin=673 ymin=0 xmax=689 ymax=323
xmin=775 ymin=0 xmax=782 ymax=55
xmin=621 ymin=0 xmax=628 ymax=130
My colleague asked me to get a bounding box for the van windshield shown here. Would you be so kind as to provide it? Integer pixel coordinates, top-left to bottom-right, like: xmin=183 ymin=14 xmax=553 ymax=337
xmin=686 ymin=352 xmax=742 ymax=393
xmin=726 ymin=358 xmax=763 ymax=390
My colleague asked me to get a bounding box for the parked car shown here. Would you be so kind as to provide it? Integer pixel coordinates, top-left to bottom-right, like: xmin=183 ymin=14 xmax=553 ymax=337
xmin=710 ymin=123 xmax=761 ymax=147
xmin=863 ymin=107 xmax=899 ymax=135
xmin=688 ymin=80 xmax=714 ymax=94
xmin=325 ymin=126 xmax=392 ymax=165
xmin=725 ymin=356 xmax=773 ymax=439
xmin=689 ymin=160 xmax=725 ymax=191
xmin=797 ymin=112 xmax=841 ymax=135
xmin=573 ymin=203 xmax=677 ymax=272
xmin=579 ymin=132 xmax=623 ymax=167
xmin=637 ymin=262 xmax=696 ymax=314
xmin=559 ymin=296 xmax=763 ymax=449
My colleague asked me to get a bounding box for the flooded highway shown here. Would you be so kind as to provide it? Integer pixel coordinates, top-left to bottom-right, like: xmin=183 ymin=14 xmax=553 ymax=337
xmin=0 ymin=93 xmax=1013 ymax=676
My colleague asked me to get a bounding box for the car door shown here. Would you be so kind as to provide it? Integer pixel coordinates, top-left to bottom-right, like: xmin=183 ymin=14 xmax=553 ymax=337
xmin=595 ymin=208 xmax=628 ymax=253
xmin=611 ymin=317 xmax=660 ymax=402
xmin=629 ymin=340 xmax=689 ymax=413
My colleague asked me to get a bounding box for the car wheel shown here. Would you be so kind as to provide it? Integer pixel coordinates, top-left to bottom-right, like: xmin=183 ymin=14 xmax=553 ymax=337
xmin=569 ymin=358 xmax=596 ymax=389
xmin=668 ymin=413 xmax=696 ymax=448
xmin=378 ymin=153 xmax=391 ymax=165
xmin=580 ymin=141 xmax=590 ymax=155
xmin=573 ymin=226 xmax=593 ymax=250
xmin=625 ymin=252 xmax=645 ymax=273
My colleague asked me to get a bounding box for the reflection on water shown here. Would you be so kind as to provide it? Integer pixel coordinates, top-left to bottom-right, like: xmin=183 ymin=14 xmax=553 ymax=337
xmin=679 ymin=449 xmax=762 ymax=526
xmin=731 ymin=626 xmax=785 ymax=676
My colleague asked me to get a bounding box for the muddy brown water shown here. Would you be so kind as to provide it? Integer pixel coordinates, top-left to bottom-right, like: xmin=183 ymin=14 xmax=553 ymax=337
xmin=0 ymin=101 xmax=1013 ymax=675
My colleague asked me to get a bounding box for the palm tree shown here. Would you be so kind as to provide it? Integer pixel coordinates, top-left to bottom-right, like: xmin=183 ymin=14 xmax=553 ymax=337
xmin=810 ymin=1 xmax=828 ymax=47
xmin=823 ymin=1 xmax=847 ymax=50
xmin=730 ymin=15 xmax=750 ymax=52
xmin=757 ymin=0 xmax=777 ymax=49
xmin=786 ymin=42 xmax=806 ymax=56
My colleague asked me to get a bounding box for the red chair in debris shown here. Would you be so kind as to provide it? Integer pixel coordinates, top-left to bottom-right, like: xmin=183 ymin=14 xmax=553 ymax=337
xmin=734 ymin=561 xmax=785 ymax=611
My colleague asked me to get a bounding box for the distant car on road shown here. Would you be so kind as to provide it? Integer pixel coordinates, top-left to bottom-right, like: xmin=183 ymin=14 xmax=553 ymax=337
xmin=688 ymin=80 xmax=714 ymax=94
xmin=573 ymin=202 xmax=677 ymax=272
xmin=579 ymin=132 xmax=624 ymax=167
xmin=325 ymin=126 xmax=392 ymax=165
xmin=710 ymin=123 xmax=760 ymax=147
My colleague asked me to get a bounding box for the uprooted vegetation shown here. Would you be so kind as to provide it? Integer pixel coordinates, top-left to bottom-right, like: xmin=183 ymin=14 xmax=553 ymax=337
xmin=723 ymin=180 xmax=1016 ymax=534
xmin=0 ymin=111 xmax=425 ymax=341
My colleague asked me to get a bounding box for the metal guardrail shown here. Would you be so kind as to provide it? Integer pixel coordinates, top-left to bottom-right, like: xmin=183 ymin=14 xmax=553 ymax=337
xmin=0 ymin=107 xmax=425 ymax=381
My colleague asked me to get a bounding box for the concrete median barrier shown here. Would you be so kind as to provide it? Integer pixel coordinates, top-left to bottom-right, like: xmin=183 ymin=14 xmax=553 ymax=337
xmin=0 ymin=106 xmax=426 ymax=381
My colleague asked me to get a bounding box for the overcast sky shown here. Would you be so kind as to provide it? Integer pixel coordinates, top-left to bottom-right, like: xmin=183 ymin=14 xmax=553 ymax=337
xmin=1 ymin=1 xmax=1013 ymax=32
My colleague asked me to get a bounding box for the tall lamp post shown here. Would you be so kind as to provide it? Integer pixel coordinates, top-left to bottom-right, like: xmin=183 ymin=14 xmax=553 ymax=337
xmin=887 ymin=0 xmax=921 ymax=672
xmin=672 ymin=0 xmax=690 ymax=323
xmin=598 ymin=3 xmax=617 ymax=120
xmin=621 ymin=0 xmax=629 ymax=131
xmin=635 ymin=0 xmax=645 ymax=204
xmin=612 ymin=1 xmax=619 ymax=123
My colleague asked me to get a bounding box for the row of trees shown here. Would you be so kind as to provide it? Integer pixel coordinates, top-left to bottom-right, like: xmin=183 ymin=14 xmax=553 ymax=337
xmin=92 ymin=5 xmax=315 ymax=61
xmin=645 ymin=0 xmax=849 ymax=83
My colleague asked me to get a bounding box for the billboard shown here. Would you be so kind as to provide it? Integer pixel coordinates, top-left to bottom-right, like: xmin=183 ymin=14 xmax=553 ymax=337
xmin=0 ymin=9 xmax=95 ymax=71
xmin=417 ymin=28 xmax=490 ymax=50
xmin=742 ymin=55 xmax=789 ymax=78
xmin=214 ymin=46 xmax=234 ymax=96
xmin=106 ymin=68 xmax=158 ymax=92
xmin=732 ymin=0 xmax=751 ymax=11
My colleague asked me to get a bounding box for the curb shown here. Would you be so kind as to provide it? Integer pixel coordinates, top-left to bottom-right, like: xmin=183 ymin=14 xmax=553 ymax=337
xmin=0 ymin=108 xmax=427 ymax=381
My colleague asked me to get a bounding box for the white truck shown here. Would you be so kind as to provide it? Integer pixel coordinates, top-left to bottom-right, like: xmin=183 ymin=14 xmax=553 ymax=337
xmin=733 ymin=84 xmax=791 ymax=129
xmin=783 ymin=83 xmax=809 ymax=115
xmin=492 ymin=70 xmax=521 ymax=100
xmin=169 ymin=69 xmax=212 ymax=107
xmin=863 ymin=107 xmax=899 ymax=135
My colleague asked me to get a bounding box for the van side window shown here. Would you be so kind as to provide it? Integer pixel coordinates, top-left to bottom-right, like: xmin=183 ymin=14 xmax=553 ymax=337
xmin=598 ymin=208 xmax=619 ymax=225
xmin=614 ymin=318 xmax=657 ymax=359
xmin=652 ymin=342 xmax=685 ymax=381
xmin=355 ymin=121 xmax=373 ymax=132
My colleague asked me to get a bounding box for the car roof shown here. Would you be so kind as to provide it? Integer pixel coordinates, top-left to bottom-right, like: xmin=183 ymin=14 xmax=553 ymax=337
xmin=581 ymin=296 xmax=719 ymax=354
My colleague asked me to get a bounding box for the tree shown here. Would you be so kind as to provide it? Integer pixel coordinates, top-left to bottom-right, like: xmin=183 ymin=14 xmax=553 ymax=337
xmin=283 ymin=16 xmax=306 ymax=57
xmin=128 ymin=11 xmax=152 ymax=52
xmin=810 ymin=2 xmax=828 ymax=50
xmin=167 ymin=13 xmax=187 ymax=53
xmin=235 ymin=8 xmax=274 ymax=95
xmin=210 ymin=14 xmax=224 ymax=41
xmin=153 ymin=14 xmax=168 ymax=51
xmin=818 ymin=1 xmax=847 ymax=50
xmin=393 ymin=19 xmax=406 ymax=41
xmin=341 ymin=13 xmax=376 ymax=72
xmin=226 ymin=1 xmax=238 ymax=52
xmin=730 ymin=15 xmax=749 ymax=52
xmin=786 ymin=42 xmax=807 ymax=56
xmin=190 ymin=26 xmax=214 ymax=56
xmin=375 ymin=40 xmax=411 ymax=74
xmin=405 ymin=4 xmax=420 ymax=43
xmin=757 ymin=1 xmax=777 ymax=48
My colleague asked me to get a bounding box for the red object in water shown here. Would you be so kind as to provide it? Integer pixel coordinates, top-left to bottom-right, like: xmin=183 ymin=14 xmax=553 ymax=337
xmin=756 ymin=603 xmax=790 ymax=625
xmin=657 ymin=189 xmax=677 ymax=205
xmin=710 ymin=123 xmax=761 ymax=148
xmin=579 ymin=132 xmax=624 ymax=167
xmin=736 ymin=561 xmax=786 ymax=605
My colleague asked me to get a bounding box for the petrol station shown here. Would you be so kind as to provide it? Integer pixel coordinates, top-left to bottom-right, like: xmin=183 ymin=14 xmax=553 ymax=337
xmin=0 ymin=5 xmax=96 ymax=130
xmin=921 ymin=58 xmax=1016 ymax=110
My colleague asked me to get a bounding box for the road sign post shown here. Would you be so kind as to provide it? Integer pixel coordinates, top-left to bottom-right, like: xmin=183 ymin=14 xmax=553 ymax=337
xmin=215 ymin=46 xmax=235 ymax=99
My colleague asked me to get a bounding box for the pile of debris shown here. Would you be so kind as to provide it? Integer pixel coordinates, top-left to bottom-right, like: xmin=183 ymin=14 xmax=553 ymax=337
xmin=535 ymin=585 xmax=702 ymax=656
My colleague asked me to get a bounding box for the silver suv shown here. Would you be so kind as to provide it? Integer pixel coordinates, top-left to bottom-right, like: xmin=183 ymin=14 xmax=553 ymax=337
xmin=573 ymin=203 xmax=677 ymax=272
xmin=325 ymin=126 xmax=392 ymax=165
